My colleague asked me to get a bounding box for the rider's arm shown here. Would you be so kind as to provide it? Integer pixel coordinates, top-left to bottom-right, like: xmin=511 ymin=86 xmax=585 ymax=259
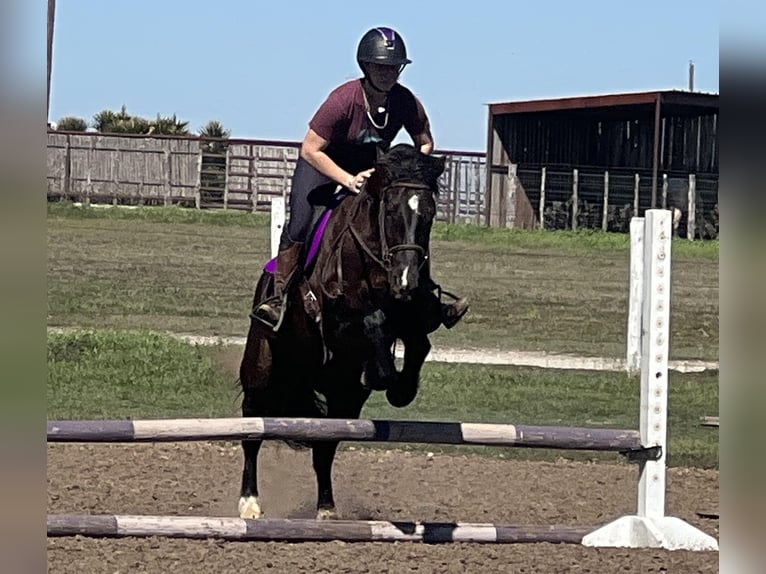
xmin=411 ymin=129 xmax=434 ymax=155
xmin=300 ymin=129 xmax=372 ymax=193
xmin=403 ymin=91 xmax=434 ymax=155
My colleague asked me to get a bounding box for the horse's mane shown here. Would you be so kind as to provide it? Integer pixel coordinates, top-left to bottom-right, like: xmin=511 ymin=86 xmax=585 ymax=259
xmin=368 ymin=144 xmax=444 ymax=195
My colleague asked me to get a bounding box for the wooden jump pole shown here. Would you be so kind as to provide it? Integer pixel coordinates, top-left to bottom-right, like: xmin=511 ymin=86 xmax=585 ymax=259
xmin=47 ymin=418 xmax=642 ymax=452
xmin=47 ymin=514 xmax=592 ymax=544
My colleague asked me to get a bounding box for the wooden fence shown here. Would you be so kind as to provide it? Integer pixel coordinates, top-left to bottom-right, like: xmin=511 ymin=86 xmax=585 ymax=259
xmin=47 ymin=132 xmax=486 ymax=224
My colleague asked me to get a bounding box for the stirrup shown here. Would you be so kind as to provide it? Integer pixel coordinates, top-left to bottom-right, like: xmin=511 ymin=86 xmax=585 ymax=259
xmin=441 ymin=296 xmax=469 ymax=329
xmin=251 ymin=294 xmax=287 ymax=332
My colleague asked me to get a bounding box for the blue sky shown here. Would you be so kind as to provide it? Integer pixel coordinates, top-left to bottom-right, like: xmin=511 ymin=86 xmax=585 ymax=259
xmin=48 ymin=1 xmax=720 ymax=151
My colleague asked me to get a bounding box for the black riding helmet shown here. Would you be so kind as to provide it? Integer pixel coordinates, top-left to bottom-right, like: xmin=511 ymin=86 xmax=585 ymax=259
xmin=356 ymin=27 xmax=412 ymax=69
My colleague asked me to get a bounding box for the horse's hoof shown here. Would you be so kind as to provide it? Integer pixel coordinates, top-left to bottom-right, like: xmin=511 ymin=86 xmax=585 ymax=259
xmin=238 ymin=496 xmax=262 ymax=519
xmin=386 ymin=385 xmax=417 ymax=408
xmin=316 ymin=508 xmax=337 ymax=520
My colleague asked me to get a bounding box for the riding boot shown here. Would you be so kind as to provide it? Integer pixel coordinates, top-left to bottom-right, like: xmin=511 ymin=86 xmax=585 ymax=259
xmin=421 ymin=264 xmax=469 ymax=330
xmin=252 ymin=241 xmax=304 ymax=331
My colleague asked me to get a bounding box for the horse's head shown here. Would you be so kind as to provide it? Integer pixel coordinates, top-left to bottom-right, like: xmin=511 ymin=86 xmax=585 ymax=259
xmin=365 ymin=144 xmax=445 ymax=301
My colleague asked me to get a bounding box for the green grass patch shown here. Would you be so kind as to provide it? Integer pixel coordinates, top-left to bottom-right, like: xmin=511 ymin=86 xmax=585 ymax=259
xmin=47 ymin=204 xmax=719 ymax=361
xmin=47 ymin=201 xmax=270 ymax=228
xmin=47 ymin=330 xmax=241 ymax=419
xmin=431 ymin=221 xmax=718 ymax=259
xmin=48 ymin=330 xmax=718 ymax=469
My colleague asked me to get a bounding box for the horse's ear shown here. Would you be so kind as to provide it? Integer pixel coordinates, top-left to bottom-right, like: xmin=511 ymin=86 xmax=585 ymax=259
xmin=429 ymin=154 xmax=446 ymax=179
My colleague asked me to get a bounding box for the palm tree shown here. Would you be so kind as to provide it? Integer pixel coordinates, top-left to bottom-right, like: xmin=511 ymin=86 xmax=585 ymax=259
xmin=55 ymin=116 xmax=88 ymax=132
xmin=199 ymin=120 xmax=231 ymax=152
xmin=149 ymin=113 xmax=190 ymax=135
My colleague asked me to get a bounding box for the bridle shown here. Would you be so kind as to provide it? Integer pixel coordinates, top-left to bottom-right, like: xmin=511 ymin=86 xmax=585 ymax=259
xmin=347 ymin=180 xmax=434 ymax=274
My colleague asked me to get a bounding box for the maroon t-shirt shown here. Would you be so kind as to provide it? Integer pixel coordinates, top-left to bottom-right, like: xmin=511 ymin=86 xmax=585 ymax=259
xmin=308 ymin=79 xmax=430 ymax=172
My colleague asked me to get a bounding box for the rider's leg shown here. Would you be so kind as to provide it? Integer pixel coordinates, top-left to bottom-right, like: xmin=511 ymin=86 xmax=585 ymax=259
xmin=252 ymin=159 xmax=329 ymax=331
xmin=252 ymin=237 xmax=304 ymax=330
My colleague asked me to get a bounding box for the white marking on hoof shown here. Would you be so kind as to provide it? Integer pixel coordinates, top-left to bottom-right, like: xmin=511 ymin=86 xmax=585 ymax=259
xmin=238 ymin=496 xmax=262 ymax=519
xmin=316 ymin=508 xmax=337 ymax=520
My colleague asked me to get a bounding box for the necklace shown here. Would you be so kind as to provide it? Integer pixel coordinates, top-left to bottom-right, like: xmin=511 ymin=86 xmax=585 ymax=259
xmin=362 ymin=87 xmax=389 ymax=130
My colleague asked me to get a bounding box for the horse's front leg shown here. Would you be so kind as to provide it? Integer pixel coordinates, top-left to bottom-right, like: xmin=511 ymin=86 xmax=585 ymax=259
xmin=361 ymin=309 xmax=397 ymax=390
xmin=239 ymin=439 xmax=263 ymax=518
xmin=386 ymin=333 xmax=431 ymax=408
xmin=312 ymin=440 xmax=340 ymax=519
xmin=312 ymin=364 xmax=370 ymax=519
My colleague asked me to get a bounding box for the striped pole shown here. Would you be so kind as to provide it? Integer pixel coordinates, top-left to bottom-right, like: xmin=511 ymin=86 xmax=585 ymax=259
xmin=47 ymin=514 xmax=592 ymax=544
xmin=47 ymin=417 xmax=643 ymax=452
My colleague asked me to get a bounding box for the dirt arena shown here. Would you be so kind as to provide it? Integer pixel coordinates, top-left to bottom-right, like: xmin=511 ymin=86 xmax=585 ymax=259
xmin=47 ymin=442 xmax=719 ymax=573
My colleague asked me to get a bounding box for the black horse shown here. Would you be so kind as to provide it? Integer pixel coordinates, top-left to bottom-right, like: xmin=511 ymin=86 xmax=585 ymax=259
xmin=238 ymin=144 xmax=447 ymax=520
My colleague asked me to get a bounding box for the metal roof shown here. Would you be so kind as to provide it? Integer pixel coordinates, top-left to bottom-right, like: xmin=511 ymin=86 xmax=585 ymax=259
xmin=488 ymin=90 xmax=719 ymax=117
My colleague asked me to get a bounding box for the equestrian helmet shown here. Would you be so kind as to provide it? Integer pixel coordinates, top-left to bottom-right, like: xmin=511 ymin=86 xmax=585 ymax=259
xmin=356 ymin=27 xmax=411 ymax=67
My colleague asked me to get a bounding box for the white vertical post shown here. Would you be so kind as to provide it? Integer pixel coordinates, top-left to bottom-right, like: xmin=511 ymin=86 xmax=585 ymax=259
xmin=223 ymin=147 xmax=230 ymax=210
xmin=571 ymin=168 xmax=579 ymax=231
xmin=505 ymin=163 xmax=517 ymax=228
xmin=637 ymin=209 xmax=671 ymax=519
xmin=633 ymin=173 xmax=640 ymax=216
xmin=687 ymin=174 xmax=696 ymax=241
xmin=539 ymin=167 xmax=547 ymax=230
xmin=661 ymin=173 xmax=668 ymax=209
xmin=626 ymin=217 xmax=644 ymax=374
xmin=270 ymin=196 xmax=286 ymax=258
xmin=602 ymin=171 xmax=609 ymax=232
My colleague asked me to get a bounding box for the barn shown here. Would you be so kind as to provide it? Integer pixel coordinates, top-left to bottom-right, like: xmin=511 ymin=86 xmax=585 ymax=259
xmin=485 ymin=90 xmax=719 ymax=238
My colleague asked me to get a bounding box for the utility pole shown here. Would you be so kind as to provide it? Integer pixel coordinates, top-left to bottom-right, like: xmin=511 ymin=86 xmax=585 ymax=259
xmin=47 ymin=0 xmax=56 ymax=121
xmin=688 ymin=60 xmax=694 ymax=92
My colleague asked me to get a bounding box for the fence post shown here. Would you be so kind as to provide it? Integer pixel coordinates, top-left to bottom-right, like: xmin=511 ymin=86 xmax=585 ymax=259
xmin=506 ymin=163 xmax=517 ymax=228
xmin=194 ymin=151 xmax=202 ymax=209
xmin=163 ymin=150 xmax=171 ymax=207
xmin=539 ymin=167 xmax=546 ymax=230
xmin=84 ymin=137 xmax=93 ymax=206
xmin=473 ymin=158 xmax=481 ymax=225
xmin=661 ymin=173 xmax=668 ymax=209
xmin=626 ymin=217 xmax=644 ymax=374
xmin=633 ymin=173 xmax=640 ymax=217
xmin=602 ymin=171 xmax=609 ymax=232
xmin=453 ymin=157 xmax=461 ymax=223
xmin=64 ymin=135 xmax=72 ymax=199
xmin=687 ymin=174 xmax=696 ymax=241
xmin=223 ymin=147 xmax=230 ymax=210
xmin=571 ymin=168 xmax=579 ymax=231
xmin=251 ymin=146 xmax=258 ymax=213
xmin=270 ymin=196 xmax=286 ymax=258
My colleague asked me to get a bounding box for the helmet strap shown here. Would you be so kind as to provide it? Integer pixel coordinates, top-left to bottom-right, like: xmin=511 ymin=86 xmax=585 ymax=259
xmin=362 ymin=73 xmax=388 ymax=95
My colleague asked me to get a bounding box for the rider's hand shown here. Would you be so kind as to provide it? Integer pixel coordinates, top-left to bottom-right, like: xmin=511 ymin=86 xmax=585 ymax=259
xmin=346 ymin=168 xmax=375 ymax=193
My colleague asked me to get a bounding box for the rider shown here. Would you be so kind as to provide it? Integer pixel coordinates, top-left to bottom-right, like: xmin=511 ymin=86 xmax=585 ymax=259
xmin=253 ymin=26 xmax=469 ymax=332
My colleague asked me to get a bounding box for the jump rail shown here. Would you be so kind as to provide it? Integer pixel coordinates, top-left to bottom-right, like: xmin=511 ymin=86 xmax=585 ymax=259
xmin=47 ymin=514 xmax=592 ymax=544
xmin=46 ymin=418 xmax=642 ymax=452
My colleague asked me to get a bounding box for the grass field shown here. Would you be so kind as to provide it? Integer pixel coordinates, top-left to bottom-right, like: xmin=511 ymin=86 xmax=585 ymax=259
xmin=47 ymin=330 xmax=718 ymax=468
xmin=47 ymin=203 xmax=719 ymax=360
